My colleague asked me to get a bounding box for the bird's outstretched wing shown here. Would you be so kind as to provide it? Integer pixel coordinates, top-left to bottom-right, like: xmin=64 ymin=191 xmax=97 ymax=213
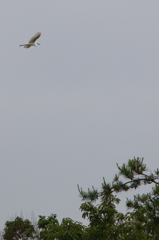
xmin=29 ymin=32 xmax=41 ymax=43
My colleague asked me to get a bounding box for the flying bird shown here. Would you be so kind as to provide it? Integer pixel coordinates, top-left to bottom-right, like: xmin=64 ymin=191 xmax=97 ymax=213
xmin=19 ymin=32 xmax=41 ymax=48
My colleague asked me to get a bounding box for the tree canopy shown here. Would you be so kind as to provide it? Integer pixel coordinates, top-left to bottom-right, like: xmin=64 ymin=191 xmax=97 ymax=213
xmin=3 ymin=217 xmax=36 ymax=240
xmin=2 ymin=157 xmax=159 ymax=239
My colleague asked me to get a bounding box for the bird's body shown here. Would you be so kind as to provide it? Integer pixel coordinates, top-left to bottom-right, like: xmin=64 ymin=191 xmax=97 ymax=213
xmin=19 ymin=32 xmax=41 ymax=48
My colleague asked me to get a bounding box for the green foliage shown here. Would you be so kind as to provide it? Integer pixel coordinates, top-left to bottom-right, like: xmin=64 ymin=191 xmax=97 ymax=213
xmin=126 ymin=185 xmax=159 ymax=238
xmin=3 ymin=217 xmax=36 ymax=240
xmin=78 ymin=157 xmax=159 ymax=199
xmin=38 ymin=214 xmax=59 ymax=239
xmin=59 ymin=218 xmax=85 ymax=240
xmin=38 ymin=214 xmax=85 ymax=240
xmin=78 ymin=157 xmax=159 ymax=239
xmin=2 ymin=157 xmax=159 ymax=239
xmin=80 ymin=197 xmax=120 ymax=240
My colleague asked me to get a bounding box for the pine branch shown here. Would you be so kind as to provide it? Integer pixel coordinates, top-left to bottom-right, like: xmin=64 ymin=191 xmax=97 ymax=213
xmin=78 ymin=157 xmax=159 ymax=202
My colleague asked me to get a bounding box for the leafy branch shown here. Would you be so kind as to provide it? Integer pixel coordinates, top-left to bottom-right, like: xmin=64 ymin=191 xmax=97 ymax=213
xmin=78 ymin=157 xmax=159 ymax=202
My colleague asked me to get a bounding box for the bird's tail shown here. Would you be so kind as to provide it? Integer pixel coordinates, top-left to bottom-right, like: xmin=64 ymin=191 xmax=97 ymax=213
xmin=19 ymin=44 xmax=30 ymax=48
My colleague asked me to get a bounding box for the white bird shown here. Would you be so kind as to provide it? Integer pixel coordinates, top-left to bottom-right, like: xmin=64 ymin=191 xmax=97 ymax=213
xmin=19 ymin=32 xmax=41 ymax=48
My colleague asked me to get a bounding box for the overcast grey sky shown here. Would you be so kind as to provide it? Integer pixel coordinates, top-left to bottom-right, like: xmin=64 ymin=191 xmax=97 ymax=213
xmin=1 ymin=0 xmax=159 ymax=229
